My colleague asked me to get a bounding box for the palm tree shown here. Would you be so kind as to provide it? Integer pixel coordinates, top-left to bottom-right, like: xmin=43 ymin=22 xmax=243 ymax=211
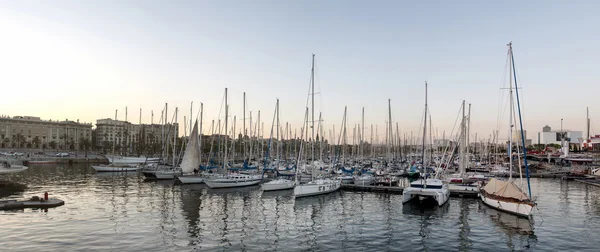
xmin=49 ymin=141 xmax=57 ymax=150
xmin=32 ymin=136 xmax=41 ymax=149
xmin=79 ymin=138 xmax=91 ymax=157
xmin=2 ymin=138 xmax=9 ymax=148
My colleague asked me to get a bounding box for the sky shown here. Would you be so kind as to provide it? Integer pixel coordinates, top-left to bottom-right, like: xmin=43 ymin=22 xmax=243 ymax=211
xmin=1 ymin=1 xmax=599 ymax=143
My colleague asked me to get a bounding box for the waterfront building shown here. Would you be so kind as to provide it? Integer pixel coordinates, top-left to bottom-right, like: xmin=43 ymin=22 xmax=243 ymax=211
xmin=94 ymin=118 xmax=178 ymax=154
xmin=538 ymin=125 xmax=582 ymax=146
xmin=0 ymin=115 xmax=92 ymax=150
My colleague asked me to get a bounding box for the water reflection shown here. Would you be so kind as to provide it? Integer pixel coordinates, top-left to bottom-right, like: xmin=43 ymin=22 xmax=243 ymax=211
xmin=2 ymin=166 xmax=600 ymax=251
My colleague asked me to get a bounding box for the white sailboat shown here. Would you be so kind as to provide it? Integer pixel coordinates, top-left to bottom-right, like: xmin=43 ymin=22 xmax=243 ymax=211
xmin=447 ymin=101 xmax=481 ymax=192
xmin=178 ymin=105 xmax=208 ymax=184
xmin=294 ymin=54 xmax=340 ymax=198
xmin=479 ymin=42 xmax=536 ymax=218
xmin=263 ymin=99 xmax=295 ymax=191
xmin=402 ymin=82 xmax=450 ymax=206
xmin=205 ymin=88 xmax=263 ymax=189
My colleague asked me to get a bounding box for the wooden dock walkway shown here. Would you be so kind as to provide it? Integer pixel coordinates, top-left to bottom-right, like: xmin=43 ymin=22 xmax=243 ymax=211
xmin=575 ymin=179 xmax=600 ymax=187
xmin=341 ymin=184 xmax=479 ymax=198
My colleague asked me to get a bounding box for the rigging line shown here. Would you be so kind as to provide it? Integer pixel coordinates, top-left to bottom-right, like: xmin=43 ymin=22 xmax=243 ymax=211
xmin=496 ymin=50 xmax=511 ymax=139
xmin=438 ymin=101 xmax=465 ymax=171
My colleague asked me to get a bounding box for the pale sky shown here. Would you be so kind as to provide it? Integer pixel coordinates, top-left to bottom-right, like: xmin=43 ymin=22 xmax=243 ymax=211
xmin=1 ymin=1 xmax=599 ymax=143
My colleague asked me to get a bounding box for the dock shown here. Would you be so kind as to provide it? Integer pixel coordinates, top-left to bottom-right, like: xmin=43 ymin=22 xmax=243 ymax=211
xmin=340 ymin=184 xmax=479 ymax=198
xmin=341 ymin=184 xmax=404 ymax=194
xmin=575 ymin=179 xmax=600 ymax=187
xmin=0 ymin=198 xmax=65 ymax=210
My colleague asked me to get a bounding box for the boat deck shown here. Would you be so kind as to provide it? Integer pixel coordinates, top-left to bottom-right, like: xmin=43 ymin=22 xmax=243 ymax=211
xmin=0 ymin=198 xmax=65 ymax=210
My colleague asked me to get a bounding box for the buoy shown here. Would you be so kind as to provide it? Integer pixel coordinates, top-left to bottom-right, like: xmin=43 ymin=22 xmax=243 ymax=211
xmin=44 ymin=191 xmax=48 ymax=201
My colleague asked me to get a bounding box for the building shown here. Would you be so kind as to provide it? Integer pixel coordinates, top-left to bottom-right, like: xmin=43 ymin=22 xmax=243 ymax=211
xmin=538 ymin=125 xmax=582 ymax=145
xmin=94 ymin=118 xmax=178 ymax=154
xmin=0 ymin=115 xmax=92 ymax=150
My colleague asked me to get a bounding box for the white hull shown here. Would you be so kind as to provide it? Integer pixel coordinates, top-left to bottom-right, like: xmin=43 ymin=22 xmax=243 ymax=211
xmin=155 ymin=171 xmax=180 ymax=180
xmin=448 ymin=184 xmax=478 ymax=192
xmin=178 ymin=175 xmax=204 ymax=184
xmin=107 ymin=156 xmax=160 ymax=164
xmin=0 ymin=165 xmax=28 ymax=174
xmin=338 ymin=176 xmax=354 ymax=184
xmin=294 ymin=179 xmax=341 ymax=198
xmin=402 ymin=179 xmax=449 ymax=206
xmin=354 ymin=175 xmax=376 ymax=186
xmin=480 ymin=192 xmax=534 ymax=218
xmin=262 ymin=179 xmax=295 ymax=191
xmin=92 ymin=165 xmax=141 ymax=172
xmin=205 ymin=175 xmax=262 ymax=188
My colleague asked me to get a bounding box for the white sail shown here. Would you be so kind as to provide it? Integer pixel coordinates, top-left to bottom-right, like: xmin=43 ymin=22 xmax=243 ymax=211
xmin=180 ymin=120 xmax=200 ymax=173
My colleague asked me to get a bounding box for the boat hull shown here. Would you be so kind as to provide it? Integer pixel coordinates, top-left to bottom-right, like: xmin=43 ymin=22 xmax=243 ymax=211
xmin=480 ymin=192 xmax=534 ymax=218
xmin=178 ymin=175 xmax=204 ymax=184
xmin=205 ymin=175 xmax=262 ymax=188
xmin=402 ymin=186 xmax=450 ymax=206
xmin=262 ymin=180 xmax=295 ymax=191
xmin=106 ymin=156 xmax=160 ymax=165
xmin=0 ymin=165 xmax=28 ymax=174
xmin=92 ymin=165 xmax=141 ymax=172
xmin=354 ymin=176 xmax=376 ymax=186
xmin=294 ymin=180 xmax=341 ymax=198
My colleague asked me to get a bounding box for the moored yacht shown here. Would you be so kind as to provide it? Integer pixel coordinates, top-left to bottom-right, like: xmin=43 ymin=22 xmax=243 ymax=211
xmin=402 ymin=178 xmax=449 ymax=206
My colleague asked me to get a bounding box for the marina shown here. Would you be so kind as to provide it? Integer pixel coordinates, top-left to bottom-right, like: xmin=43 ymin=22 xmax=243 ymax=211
xmin=2 ymin=1 xmax=600 ymax=251
xmin=1 ymin=163 xmax=600 ymax=251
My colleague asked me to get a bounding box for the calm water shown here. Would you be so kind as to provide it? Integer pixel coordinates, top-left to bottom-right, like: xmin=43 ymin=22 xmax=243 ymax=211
xmin=2 ymin=164 xmax=600 ymax=251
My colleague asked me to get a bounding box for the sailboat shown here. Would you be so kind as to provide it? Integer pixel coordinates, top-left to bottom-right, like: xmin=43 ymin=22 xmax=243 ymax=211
xmin=294 ymin=54 xmax=341 ymax=198
xmin=402 ymin=82 xmax=450 ymax=206
xmin=479 ymin=42 xmax=536 ymax=218
xmin=205 ymin=88 xmax=263 ymax=189
xmin=447 ymin=101 xmax=483 ymax=192
xmin=263 ymin=99 xmax=295 ymax=191
xmin=177 ymin=104 xmax=209 ymax=184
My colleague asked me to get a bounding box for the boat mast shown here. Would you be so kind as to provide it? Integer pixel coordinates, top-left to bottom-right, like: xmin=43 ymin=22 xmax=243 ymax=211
xmin=388 ymin=99 xmax=392 ymax=165
xmin=243 ymin=92 xmax=246 ymax=160
xmin=422 ymin=82 xmax=428 ymax=172
xmin=361 ymin=107 xmax=365 ymax=159
xmin=173 ymin=107 xmax=178 ymax=168
xmin=509 ymin=42 xmax=532 ymax=198
xmin=467 ymin=103 xmax=471 ymax=171
xmin=311 ymin=54 xmax=315 ymax=169
xmin=459 ymin=100 xmax=466 ymax=178
xmin=199 ymin=103 xmax=203 ymax=166
xmin=508 ymin=46 xmax=514 ymax=181
xmin=224 ymin=88 xmax=228 ymax=172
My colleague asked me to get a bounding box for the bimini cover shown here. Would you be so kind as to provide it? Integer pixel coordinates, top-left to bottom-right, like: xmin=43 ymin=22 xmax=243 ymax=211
xmin=483 ymin=178 xmax=529 ymax=201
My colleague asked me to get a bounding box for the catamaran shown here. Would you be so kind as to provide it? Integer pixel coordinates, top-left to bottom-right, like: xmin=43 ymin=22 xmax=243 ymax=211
xmin=402 ymin=82 xmax=450 ymax=206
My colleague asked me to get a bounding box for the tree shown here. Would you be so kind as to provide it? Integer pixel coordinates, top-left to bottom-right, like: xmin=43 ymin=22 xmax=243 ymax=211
xmin=32 ymin=136 xmax=41 ymax=149
xmin=49 ymin=141 xmax=57 ymax=150
xmin=2 ymin=138 xmax=9 ymax=148
xmin=12 ymin=134 xmax=26 ymax=148
xmin=79 ymin=138 xmax=91 ymax=157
